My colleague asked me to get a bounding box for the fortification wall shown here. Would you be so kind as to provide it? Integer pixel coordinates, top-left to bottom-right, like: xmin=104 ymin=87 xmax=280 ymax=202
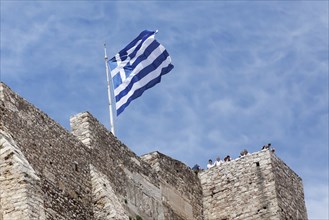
xmin=70 ymin=112 xmax=164 ymax=219
xmin=200 ymin=150 xmax=278 ymax=220
xmin=272 ymin=153 xmax=308 ymax=219
xmin=70 ymin=112 xmax=204 ymax=220
xmin=141 ymin=151 xmax=203 ymax=220
xmin=0 ymin=130 xmax=45 ymax=220
xmin=0 ymin=82 xmax=308 ymax=220
xmin=0 ymin=82 xmax=203 ymax=220
xmin=199 ymin=150 xmax=307 ymax=220
xmin=0 ymin=83 xmax=93 ymax=219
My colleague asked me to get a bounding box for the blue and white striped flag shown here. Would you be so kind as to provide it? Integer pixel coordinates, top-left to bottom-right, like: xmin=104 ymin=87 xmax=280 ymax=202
xmin=109 ymin=30 xmax=174 ymax=116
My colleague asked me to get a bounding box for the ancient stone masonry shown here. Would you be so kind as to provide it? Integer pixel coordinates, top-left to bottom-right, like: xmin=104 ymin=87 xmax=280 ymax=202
xmin=199 ymin=150 xmax=308 ymax=220
xmin=0 ymin=82 xmax=308 ymax=220
xmin=0 ymin=82 xmax=203 ymax=219
xmin=0 ymin=83 xmax=93 ymax=219
xmin=271 ymin=154 xmax=308 ymax=219
xmin=141 ymin=151 xmax=203 ymax=220
xmin=70 ymin=112 xmax=203 ymax=220
xmin=70 ymin=112 xmax=165 ymax=219
xmin=0 ymin=130 xmax=45 ymax=220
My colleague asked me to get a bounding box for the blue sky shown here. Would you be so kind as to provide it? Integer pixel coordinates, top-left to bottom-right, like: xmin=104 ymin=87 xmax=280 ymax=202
xmin=1 ymin=1 xmax=328 ymax=219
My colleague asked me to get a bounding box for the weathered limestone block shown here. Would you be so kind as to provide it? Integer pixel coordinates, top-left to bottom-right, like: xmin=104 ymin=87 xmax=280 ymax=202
xmin=141 ymin=151 xmax=203 ymax=220
xmin=124 ymin=168 xmax=164 ymax=219
xmin=0 ymin=130 xmax=45 ymax=220
xmin=90 ymin=165 xmax=128 ymax=220
xmin=272 ymin=153 xmax=308 ymax=219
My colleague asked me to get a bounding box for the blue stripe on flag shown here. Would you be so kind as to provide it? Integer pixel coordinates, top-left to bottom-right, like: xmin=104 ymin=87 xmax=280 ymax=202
xmin=116 ymin=63 xmax=174 ymax=115
xmin=130 ymin=41 xmax=160 ymax=70
xmin=115 ymin=49 xmax=171 ymax=103
xmin=118 ymin=30 xmax=155 ymax=56
xmin=109 ymin=30 xmax=174 ymax=116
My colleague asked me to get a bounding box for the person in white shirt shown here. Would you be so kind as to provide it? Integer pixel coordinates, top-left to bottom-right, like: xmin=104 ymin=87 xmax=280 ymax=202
xmin=207 ymin=159 xmax=215 ymax=169
xmin=215 ymin=156 xmax=223 ymax=166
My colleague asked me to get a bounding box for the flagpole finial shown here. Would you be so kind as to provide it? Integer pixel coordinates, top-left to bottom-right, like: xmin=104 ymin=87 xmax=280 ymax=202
xmin=104 ymin=42 xmax=108 ymax=59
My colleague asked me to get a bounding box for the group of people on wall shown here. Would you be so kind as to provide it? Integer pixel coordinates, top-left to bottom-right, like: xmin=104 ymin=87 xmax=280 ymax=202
xmin=191 ymin=143 xmax=276 ymax=173
xmin=206 ymin=147 xmax=252 ymax=169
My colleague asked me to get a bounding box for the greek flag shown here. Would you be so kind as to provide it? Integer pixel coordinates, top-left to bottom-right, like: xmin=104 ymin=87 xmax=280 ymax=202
xmin=109 ymin=30 xmax=174 ymax=116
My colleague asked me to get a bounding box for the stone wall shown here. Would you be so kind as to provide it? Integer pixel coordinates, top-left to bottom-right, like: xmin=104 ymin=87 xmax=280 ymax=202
xmin=141 ymin=151 xmax=203 ymax=220
xmin=272 ymin=154 xmax=308 ymax=219
xmin=0 ymin=82 xmax=308 ymax=220
xmin=0 ymin=130 xmax=44 ymax=220
xmin=0 ymin=83 xmax=93 ymax=219
xmin=1 ymin=82 xmax=204 ymax=220
xmin=70 ymin=112 xmax=164 ymax=219
xmin=90 ymin=165 xmax=128 ymax=219
xmin=70 ymin=112 xmax=204 ymax=220
xmin=199 ymin=150 xmax=308 ymax=220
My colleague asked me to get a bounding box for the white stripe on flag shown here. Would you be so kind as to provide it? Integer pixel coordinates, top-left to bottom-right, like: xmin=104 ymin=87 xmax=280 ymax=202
xmin=110 ymin=39 xmax=143 ymax=78
xmin=113 ymin=43 xmax=165 ymax=97
xmin=115 ymin=56 xmax=172 ymax=111
xmin=129 ymin=35 xmax=155 ymax=64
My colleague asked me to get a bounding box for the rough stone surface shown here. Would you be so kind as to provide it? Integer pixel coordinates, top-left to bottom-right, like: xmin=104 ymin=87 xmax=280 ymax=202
xmin=0 ymin=82 xmax=308 ymax=220
xmin=69 ymin=111 xmax=205 ymax=220
xmin=0 ymin=130 xmax=45 ymax=220
xmin=199 ymin=150 xmax=308 ymax=220
xmin=0 ymin=83 xmax=93 ymax=219
xmin=90 ymin=165 xmax=128 ymax=219
xmin=271 ymin=153 xmax=308 ymax=219
xmin=141 ymin=151 xmax=203 ymax=220
xmin=70 ymin=112 xmax=166 ymax=220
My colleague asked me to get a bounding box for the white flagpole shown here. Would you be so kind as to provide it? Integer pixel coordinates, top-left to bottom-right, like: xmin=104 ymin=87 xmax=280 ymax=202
xmin=104 ymin=43 xmax=115 ymax=135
